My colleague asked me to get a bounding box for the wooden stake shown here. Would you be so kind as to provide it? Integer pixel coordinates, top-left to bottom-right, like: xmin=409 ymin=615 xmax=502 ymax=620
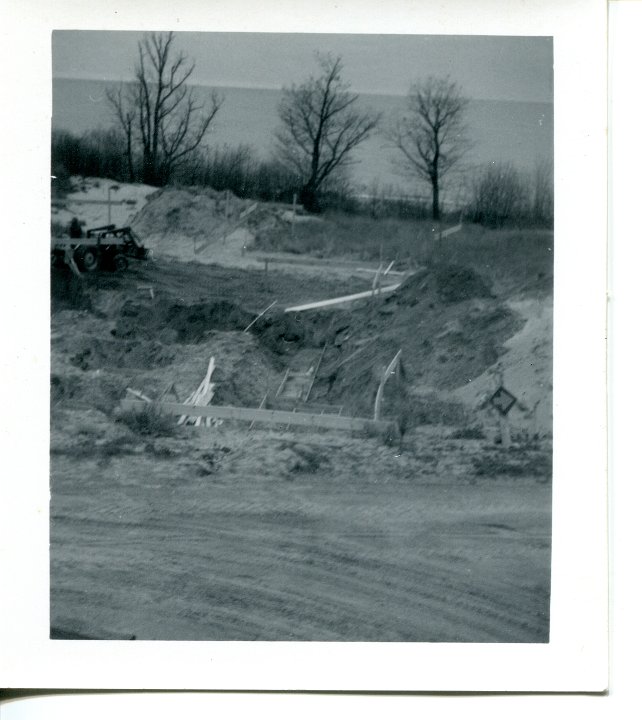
xmin=248 ymin=392 xmax=269 ymax=432
xmin=500 ymin=416 xmax=511 ymax=447
xmin=64 ymin=249 xmax=82 ymax=278
xmin=243 ymin=300 xmax=277 ymax=333
xmin=374 ymin=349 xmax=402 ymax=420
xmin=372 ymin=263 xmax=383 ymax=299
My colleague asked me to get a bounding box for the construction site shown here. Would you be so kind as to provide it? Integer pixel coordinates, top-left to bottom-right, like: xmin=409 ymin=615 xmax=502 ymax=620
xmin=50 ymin=177 xmax=553 ymax=642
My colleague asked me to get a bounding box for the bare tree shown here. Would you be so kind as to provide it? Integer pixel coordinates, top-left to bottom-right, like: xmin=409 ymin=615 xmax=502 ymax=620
xmin=275 ymin=54 xmax=379 ymax=212
xmin=391 ymin=77 xmax=469 ymax=220
xmin=107 ymin=32 xmax=222 ymax=186
xmin=107 ymin=84 xmax=136 ymax=182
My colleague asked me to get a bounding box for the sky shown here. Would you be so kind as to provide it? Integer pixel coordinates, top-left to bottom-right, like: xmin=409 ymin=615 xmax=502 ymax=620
xmin=52 ymin=31 xmax=553 ymax=103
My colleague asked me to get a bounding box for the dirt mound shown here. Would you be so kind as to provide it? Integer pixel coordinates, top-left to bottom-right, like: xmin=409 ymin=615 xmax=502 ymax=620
xmin=113 ymin=298 xmax=254 ymax=344
xmin=396 ymin=264 xmax=493 ymax=306
xmin=131 ymin=187 xmax=251 ymax=239
xmin=251 ymin=309 xmax=341 ymax=357
xmin=50 ymin=363 xmax=128 ymax=414
xmin=68 ymin=338 xmax=177 ymax=371
xmin=246 ymin=203 xmax=293 ymax=234
xmin=305 ymin=267 xmax=520 ymax=422
xmin=454 ymin=297 xmax=553 ymax=435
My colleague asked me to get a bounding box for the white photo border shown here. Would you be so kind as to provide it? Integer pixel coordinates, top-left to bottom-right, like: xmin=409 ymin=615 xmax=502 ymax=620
xmin=0 ymin=0 xmax=608 ymax=692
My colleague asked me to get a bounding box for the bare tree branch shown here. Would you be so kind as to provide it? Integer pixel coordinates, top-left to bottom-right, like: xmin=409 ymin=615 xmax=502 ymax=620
xmin=275 ymin=53 xmax=380 ymax=212
xmin=390 ymin=76 xmax=469 ymax=220
xmin=106 ymin=31 xmax=222 ymax=186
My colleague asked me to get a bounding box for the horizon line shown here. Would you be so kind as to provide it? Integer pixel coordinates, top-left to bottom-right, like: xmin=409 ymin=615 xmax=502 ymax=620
xmin=52 ymin=74 xmax=553 ymax=105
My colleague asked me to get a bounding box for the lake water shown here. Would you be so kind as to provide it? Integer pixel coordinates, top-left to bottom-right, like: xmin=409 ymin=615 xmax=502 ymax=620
xmin=53 ymin=78 xmax=553 ymax=197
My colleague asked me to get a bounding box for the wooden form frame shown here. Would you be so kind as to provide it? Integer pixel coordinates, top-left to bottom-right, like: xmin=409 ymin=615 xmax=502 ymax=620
xmin=120 ymin=398 xmax=398 ymax=437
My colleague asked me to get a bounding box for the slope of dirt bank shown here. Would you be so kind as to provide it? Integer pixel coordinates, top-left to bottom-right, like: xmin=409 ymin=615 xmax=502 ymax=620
xmin=454 ymin=297 xmax=553 ymax=435
xmin=298 ymin=265 xmax=526 ymax=424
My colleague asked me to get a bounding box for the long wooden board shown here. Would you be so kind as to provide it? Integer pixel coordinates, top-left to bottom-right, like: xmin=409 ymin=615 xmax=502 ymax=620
xmin=439 ymin=223 xmax=463 ymax=239
xmin=120 ymin=399 xmax=398 ymax=436
xmin=253 ymin=252 xmax=406 ymax=275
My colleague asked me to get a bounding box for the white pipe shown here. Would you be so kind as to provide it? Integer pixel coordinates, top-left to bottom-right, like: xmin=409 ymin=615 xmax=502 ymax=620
xmin=285 ymin=284 xmax=400 ymax=313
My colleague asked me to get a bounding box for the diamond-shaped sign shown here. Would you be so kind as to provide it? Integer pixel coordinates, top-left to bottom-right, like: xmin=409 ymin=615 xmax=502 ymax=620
xmin=489 ymin=386 xmax=517 ymax=416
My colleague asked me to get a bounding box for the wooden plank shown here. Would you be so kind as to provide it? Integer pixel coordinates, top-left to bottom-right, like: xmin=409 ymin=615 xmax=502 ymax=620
xmin=440 ymin=223 xmax=463 ymax=239
xmin=371 ymin=263 xmax=383 ymax=296
xmin=275 ymin=368 xmax=290 ymax=397
xmin=284 ymin=284 xmax=400 ymax=313
xmin=240 ymin=202 xmax=259 ymax=219
xmin=253 ymin=253 xmax=383 ymax=272
xmin=137 ymin=285 xmax=154 ymax=300
xmin=126 ymin=387 xmax=152 ymax=403
xmin=120 ymin=399 xmax=398 ymax=435
xmin=304 ymin=343 xmax=327 ymax=402
xmin=250 ymin=251 xmax=405 ymax=276
xmin=178 ymin=357 xmax=216 ymax=425
xmin=62 ymin=198 xmax=131 ymax=206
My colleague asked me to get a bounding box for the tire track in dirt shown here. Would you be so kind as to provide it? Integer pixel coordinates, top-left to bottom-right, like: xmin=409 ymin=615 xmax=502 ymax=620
xmin=51 ymin=443 xmax=551 ymax=641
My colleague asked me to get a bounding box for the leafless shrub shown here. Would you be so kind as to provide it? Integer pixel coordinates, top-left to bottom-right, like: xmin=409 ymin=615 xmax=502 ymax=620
xmin=468 ymin=162 xmax=530 ymax=228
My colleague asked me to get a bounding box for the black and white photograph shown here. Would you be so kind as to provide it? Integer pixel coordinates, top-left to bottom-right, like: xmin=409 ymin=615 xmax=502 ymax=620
xmin=1 ymin=0 xmax=609 ymax=695
xmin=49 ymin=28 xmax=554 ymax=644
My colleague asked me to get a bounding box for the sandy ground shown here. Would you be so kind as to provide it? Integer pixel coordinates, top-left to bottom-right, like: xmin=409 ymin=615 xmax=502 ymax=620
xmin=454 ymin=297 xmax=553 ymax=435
xmin=51 ymin=425 xmax=551 ymax=642
xmin=49 ymin=181 xmax=553 ymax=642
xmin=52 ymin=177 xmax=158 ymax=230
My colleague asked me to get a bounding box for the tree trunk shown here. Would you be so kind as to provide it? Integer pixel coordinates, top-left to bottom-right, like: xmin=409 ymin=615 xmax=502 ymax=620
xmin=432 ymin=178 xmax=440 ymax=221
xmin=300 ymin=183 xmax=321 ymax=213
xmin=142 ymin=152 xmax=160 ymax=186
xmin=125 ymin=126 xmax=135 ymax=183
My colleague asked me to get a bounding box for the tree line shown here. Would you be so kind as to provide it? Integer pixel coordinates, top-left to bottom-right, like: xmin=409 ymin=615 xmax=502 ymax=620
xmin=52 ymin=31 xmax=552 ymax=227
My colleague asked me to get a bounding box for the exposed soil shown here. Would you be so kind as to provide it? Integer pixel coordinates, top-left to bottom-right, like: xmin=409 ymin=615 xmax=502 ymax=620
xmin=50 ymin=181 xmax=553 ymax=642
xmin=51 ymin=427 xmax=551 ymax=642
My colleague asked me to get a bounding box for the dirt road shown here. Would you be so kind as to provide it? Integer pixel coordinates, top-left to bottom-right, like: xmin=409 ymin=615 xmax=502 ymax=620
xmin=51 ymin=428 xmax=550 ymax=642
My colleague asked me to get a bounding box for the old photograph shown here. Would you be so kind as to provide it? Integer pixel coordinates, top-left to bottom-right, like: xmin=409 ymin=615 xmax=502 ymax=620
xmin=48 ymin=30 xmax=555 ymax=643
